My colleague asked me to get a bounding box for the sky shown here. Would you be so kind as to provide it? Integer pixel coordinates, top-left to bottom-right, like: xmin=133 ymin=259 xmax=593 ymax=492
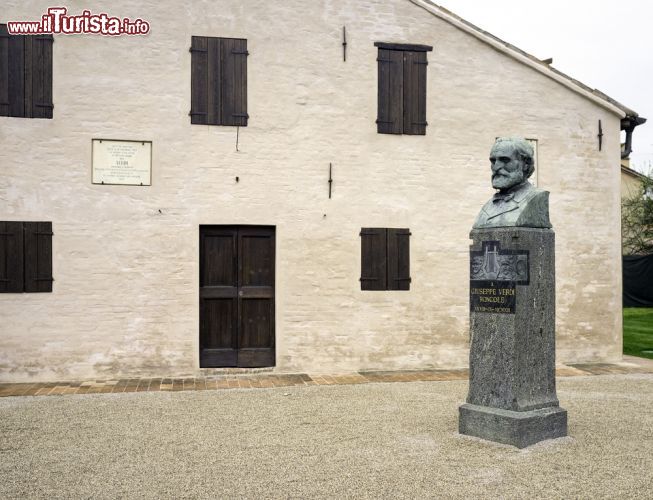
xmin=434 ymin=0 xmax=653 ymax=175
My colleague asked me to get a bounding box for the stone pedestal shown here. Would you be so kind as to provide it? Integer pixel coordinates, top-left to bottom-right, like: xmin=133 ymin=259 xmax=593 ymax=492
xmin=459 ymin=227 xmax=567 ymax=448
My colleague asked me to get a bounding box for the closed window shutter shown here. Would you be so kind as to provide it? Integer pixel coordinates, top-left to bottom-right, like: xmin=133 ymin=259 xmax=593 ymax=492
xmin=220 ymin=38 xmax=248 ymax=126
xmin=402 ymin=51 xmax=427 ymax=135
xmin=376 ymin=49 xmax=403 ymax=134
xmin=24 ymin=222 xmax=53 ymax=293
xmin=0 ymin=25 xmax=10 ymax=116
xmin=29 ymin=35 xmax=54 ymax=119
xmin=190 ymin=36 xmax=209 ymax=124
xmin=6 ymin=28 xmax=25 ymax=117
xmin=360 ymin=228 xmax=387 ymax=290
xmin=207 ymin=37 xmax=222 ymax=125
xmin=387 ymin=228 xmax=411 ymax=290
xmin=0 ymin=221 xmax=24 ymax=293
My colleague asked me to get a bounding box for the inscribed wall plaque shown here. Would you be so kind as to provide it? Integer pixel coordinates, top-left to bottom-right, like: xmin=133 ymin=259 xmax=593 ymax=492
xmin=92 ymin=139 xmax=152 ymax=186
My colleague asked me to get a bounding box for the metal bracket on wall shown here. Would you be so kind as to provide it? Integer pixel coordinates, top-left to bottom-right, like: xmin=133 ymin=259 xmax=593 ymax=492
xmin=598 ymin=119 xmax=603 ymax=151
xmin=328 ymin=163 xmax=333 ymax=199
xmin=342 ymin=26 xmax=347 ymax=62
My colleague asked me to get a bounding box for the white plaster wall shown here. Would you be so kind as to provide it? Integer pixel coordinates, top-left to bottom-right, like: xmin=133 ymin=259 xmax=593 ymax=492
xmin=0 ymin=0 xmax=623 ymax=381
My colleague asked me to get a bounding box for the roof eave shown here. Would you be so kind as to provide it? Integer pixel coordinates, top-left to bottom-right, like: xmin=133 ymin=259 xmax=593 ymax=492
xmin=409 ymin=0 xmax=630 ymax=118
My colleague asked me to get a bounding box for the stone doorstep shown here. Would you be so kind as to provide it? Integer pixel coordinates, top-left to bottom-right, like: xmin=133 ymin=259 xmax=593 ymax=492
xmin=0 ymin=361 xmax=651 ymax=399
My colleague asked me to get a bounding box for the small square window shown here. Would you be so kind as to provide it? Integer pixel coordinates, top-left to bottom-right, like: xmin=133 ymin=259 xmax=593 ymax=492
xmin=0 ymin=221 xmax=53 ymax=293
xmin=360 ymin=228 xmax=411 ymax=290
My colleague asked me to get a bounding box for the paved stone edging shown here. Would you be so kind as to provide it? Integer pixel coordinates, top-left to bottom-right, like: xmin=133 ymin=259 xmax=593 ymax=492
xmin=1 ymin=361 xmax=651 ymax=398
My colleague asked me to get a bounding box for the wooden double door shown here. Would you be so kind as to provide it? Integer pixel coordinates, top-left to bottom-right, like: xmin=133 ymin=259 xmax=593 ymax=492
xmin=199 ymin=226 xmax=275 ymax=368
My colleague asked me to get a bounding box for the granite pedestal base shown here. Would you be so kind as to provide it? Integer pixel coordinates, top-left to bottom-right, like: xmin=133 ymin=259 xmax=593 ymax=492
xmin=460 ymin=227 xmax=567 ymax=448
xmin=459 ymin=403 xmax=567 ymax=449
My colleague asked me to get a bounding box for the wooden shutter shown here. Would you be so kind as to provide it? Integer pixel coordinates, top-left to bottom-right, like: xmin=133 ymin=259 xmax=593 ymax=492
xmin=0 ymin=221 xmax=24 ymax=293
xmin=0 ymin=28 xmax=52 ymax=119
xmin=206 ymin=37 xmax=222 ymax=125
xmin=0 ymin=25 xmax=10 ymax=116
xmin=376 ymin=49 xmax=403 ymax=134
xmin=402 ymin=51 xmax=427 ymax=135
xmin=28 ymin=35 xmax=54 ymax=119
xmin=6 ymin=28 xmax=25 ymax=117
xmin=221 ymin=38 xmax=248 ymax=126
xmin=190 ymin=36 xmax=209 ymax=124
xmin=24 ymin=222 xmax=53 ymax=292
xmin=360 ymin=228 xmax=387 ymax=290
xmin=191 ymin=36 xmax=247 ymax=126
xmin=387 ymin=228 xmax=411 ymax=290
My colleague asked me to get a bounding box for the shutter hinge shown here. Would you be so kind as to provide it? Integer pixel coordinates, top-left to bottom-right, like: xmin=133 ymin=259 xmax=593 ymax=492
xmin=412 ymin=122 xmax=428 ymax=126
xmin=35 ymin=277 xmax=54 ymax=282
xmin=414 ymin=61 xmax=428 ymax=65
xmin=35 ymin=103 xmax=54 ymax=109
xmin=189 ymin=111 xmax=207 ymax=116
xmin=34 ymin=232 xmax=54 ymax=236
xmin=359 ymin=277 xmax=380 ymax=281
xmin=189 ymin=47 xmax=207 ymax=53
xmin=231 ymin=49 xmax=249 ymax=55
xmin=375 ymin=119 xmax=394 ymax=124
xmin=231 ymin=113 xmax=249 ymax=118
xmin=395 ymin=277 xmax=412 ymax=282
xmin=376 ymin=57 xmax=393 ymax=63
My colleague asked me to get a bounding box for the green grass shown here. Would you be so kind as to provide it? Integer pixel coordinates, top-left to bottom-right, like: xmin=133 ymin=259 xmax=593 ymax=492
xmin=623 ymin=307 xmax=653 ymax=359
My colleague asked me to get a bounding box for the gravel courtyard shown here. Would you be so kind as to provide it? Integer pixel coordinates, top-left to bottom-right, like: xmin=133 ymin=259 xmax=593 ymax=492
xmin=1 ymin=374 xmax=652 ymax=499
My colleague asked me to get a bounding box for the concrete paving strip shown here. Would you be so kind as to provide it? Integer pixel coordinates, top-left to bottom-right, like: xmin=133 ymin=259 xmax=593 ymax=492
xmin=1 ymin=374 xmax=652 ymax=498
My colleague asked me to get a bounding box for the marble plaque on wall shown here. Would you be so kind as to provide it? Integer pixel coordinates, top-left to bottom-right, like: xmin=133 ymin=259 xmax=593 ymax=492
xmin=92 ymin=139 xmax=152 ymax=186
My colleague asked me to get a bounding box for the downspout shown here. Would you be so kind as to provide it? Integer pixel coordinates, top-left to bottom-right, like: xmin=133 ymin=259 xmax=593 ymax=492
xmin=621 ymin=114 xmax=647 ymax=159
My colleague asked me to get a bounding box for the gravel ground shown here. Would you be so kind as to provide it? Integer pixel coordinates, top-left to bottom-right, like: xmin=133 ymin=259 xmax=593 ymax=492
xmin=1 ymin=374 xmax=652 ymax=499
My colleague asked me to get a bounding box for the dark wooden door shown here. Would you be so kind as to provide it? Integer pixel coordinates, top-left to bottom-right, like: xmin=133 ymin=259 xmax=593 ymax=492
xmin=200 ymin=226 xmax=275 ymax=368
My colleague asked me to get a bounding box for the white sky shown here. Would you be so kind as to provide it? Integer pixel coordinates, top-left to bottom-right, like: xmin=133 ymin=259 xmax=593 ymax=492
xmin=434 ymin=0 xmax=653 ymax=174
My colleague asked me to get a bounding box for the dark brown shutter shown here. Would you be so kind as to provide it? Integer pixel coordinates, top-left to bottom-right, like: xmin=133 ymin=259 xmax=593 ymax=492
xmin=221 ymin=38 xmax=248 ymax=126
xmin=0 ymin=25 xmax=10 ymax=116
xmin=376 ymin=49 xmax=403 ymax=134
xmin=206 ymin=37 xmax=222 ymax=125
xmin=387 ymin=228 xmax=411 ymax=290
xmin=29 ymin=35 xmax=53 ymax=119
xmin=7 ymin=29 xmax=25 ymax=117
xmin=0 ymin=221 xmax=24 ymax=293
xmin=360 ymin=228 xmax=387 ymax=290
xmin=403 ymin=51 xmax=427 ymax=135
xmin=24 ymin=222 xmax=53 ymax=293
xmin=190 ymin=36 xmax=209 ymax=124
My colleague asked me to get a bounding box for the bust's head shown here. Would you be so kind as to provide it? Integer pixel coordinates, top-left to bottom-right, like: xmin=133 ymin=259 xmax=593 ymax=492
xmin=489 ymin=137 xmax=534 ymax=191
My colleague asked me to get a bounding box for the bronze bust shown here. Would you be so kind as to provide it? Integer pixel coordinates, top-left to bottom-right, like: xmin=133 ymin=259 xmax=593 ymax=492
xmin=473 ymin=137 xmax=551 ymax=229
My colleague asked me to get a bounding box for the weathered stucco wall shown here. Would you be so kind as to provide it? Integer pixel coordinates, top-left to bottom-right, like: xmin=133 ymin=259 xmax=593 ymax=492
xmin=0 ymin=0 xmax=623 ymax=381
xmin=622 ymin=168 xmax=645 ymax=199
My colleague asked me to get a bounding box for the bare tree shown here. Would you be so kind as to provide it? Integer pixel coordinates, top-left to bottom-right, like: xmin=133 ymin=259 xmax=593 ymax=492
xmin=622 ymin=174 xmax=653 ymax=255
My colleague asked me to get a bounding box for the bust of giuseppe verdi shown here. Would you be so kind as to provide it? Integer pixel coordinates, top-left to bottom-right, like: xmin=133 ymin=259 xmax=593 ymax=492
xmin=473 ymin=137 xmax=552 ymax=229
